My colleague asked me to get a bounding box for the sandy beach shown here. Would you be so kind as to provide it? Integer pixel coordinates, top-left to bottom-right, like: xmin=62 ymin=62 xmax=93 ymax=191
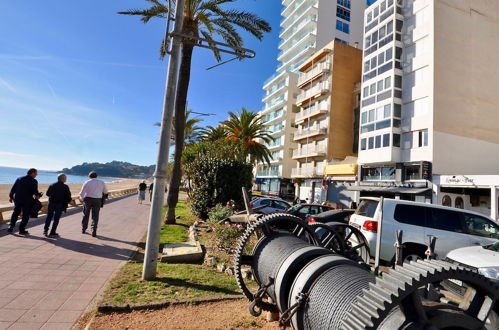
xmin=0 ymin=179 xmax=143 ymax=205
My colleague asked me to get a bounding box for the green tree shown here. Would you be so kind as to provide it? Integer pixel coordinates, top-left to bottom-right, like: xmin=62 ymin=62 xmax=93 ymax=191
xmin=119 ymin=0 xmax=271 ymax=224
xmin=222 ymin=107 xmax=274 ymax=164
xmin=201 ymin=125 xmax=227 ymax=142
xmin=155 ymin=109 xmax=203 ymax=146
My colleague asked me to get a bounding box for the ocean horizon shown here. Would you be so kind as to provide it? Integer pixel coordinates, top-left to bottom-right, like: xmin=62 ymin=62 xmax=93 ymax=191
xmin=0 ymin=166 xmax=117 ymax=185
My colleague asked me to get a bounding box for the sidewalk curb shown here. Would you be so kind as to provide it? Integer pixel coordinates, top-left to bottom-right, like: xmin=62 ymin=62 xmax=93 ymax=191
xmin=96 ymin=294 xmax=244 ymax=313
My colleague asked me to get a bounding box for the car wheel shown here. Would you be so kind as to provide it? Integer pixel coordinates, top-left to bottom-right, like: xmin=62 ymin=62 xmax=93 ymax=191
xmin=402 ymin=246 xmax=426 ymax=263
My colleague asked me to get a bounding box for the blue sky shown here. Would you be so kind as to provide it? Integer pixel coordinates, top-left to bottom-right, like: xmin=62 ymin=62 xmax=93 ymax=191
xmin=0 ymin=0 xmax=283 ymax=170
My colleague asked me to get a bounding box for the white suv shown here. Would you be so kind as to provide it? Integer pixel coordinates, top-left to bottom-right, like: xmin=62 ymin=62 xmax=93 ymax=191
xmin=349 ymin=198 xmax=499 ymax=263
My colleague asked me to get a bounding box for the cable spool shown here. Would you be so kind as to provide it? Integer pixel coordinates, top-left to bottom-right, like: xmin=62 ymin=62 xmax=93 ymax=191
xmin=252 ymin=233 xmax=317 ymax=301
xmin=274 ymin=246 xmax=333 ymax=312
xmin=287 ymin=255 xmax=373 ymax=329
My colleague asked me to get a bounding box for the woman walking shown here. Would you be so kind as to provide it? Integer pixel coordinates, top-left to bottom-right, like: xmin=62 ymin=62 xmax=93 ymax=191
xmin=138 ymin=181 xmax=147 ymax=204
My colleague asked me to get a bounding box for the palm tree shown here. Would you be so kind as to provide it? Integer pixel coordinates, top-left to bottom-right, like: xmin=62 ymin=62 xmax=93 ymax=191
xmin=201 ymin=125 xmax=227 ymax=142
xmin=119 ymin=0 xmax=271 ymax=224
xmin=222 ymin=107 xmax=274 ymax=165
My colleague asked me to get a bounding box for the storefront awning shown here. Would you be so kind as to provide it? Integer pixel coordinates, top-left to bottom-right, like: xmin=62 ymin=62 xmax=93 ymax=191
xmin=325 ymin=163 xmax=358 ymax=176
xmin=347 ymin=186 xmax=431 ymax=194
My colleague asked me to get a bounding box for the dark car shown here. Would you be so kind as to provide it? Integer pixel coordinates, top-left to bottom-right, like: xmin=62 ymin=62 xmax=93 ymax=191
xmin=286 ymin=204 xmax=335 ymax=220
xmin=307 ymin=209 xmax=355 ymax=224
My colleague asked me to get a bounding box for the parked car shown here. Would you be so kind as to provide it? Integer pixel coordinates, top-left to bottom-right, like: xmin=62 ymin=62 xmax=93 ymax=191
xmin=307 ymin=209 xmax=355 ymax=224
xmin=286 ymin=204 xmax=335 ymax=220
xmin=446 ymin=242 xmax=499 ymax=281
xmin=251 ymin=198 xmax=291 ymax=214
xmin=349 ymin=197 xmax=499 ymax=263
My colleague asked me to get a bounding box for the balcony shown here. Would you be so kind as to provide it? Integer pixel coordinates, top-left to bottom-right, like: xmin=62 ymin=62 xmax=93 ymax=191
xmin=292 ymin=145 xmax=326 ymax=159
xmin=278 ymin=32 xmax=316 ymax=62
xmin=296 ymin=81 xmax=330 ymax=106
xmin=295 ymin=101 xmax=328 ymax=124
xmin=279 ymin=14 xmax=317 ymax=40
xmin=262 ymin=83 xmax=287 ymax=102
xmin=262 ymin=111 xmax=285 ymax=125
xmin=291 ymin=166 xmax=325 ymax=178
xmin=256 ymin=169 xmax=280 ymax=177
xmin=293 ymin=125 xmax=327 ymax=141
xmin=297 ymin=62 xmax=331 ymax=87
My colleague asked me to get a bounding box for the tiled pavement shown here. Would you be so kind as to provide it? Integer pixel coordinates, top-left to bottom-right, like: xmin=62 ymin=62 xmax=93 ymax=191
xmin=0 ymin=195 xmax=150 ymax=329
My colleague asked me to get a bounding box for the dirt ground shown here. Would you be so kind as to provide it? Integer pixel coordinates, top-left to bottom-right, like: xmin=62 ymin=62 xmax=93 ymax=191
xmin=0 ymin=179 xmax=141 ymax=204
xmin=89 ymin=299 xmax=280 ymax=330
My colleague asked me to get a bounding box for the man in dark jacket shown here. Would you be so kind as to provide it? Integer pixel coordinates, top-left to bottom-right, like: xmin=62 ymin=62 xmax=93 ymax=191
xmin=8 ymin=168 xmax=41 ymax=235
xmin=44 ymin=173 xmax=72 ymax=237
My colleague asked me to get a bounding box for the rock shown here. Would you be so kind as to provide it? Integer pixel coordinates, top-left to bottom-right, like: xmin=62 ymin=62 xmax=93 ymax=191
xmin=217 ymin=263 xmax=227 ymax=273
xmin=224 ymin=267 xmax=234 ymax=276
xmin=241 ymin=269 xmax=252 ymax=280
xmin=205 ymin=256 xmax=218 ymax=267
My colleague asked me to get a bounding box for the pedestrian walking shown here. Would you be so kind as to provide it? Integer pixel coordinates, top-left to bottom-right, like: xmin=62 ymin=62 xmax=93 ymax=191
xmin=79 ymin=171 xmax=108 ymax=237
xmin=149 ymin=182 xmax=153 ymax=202
xmin=138 ymin=181 xmax=147 ymax=204
xmin=8 ymin=168 xmax=41 ymax=235
xmin=44 ymin=173 xmax=72 ymax=237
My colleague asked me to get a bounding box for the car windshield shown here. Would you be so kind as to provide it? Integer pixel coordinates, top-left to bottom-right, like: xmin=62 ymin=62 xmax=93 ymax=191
xmin=355 ymin=200 xmax=378 ymax=217
xmin=287 ymin=204 xmax=301 ymax=212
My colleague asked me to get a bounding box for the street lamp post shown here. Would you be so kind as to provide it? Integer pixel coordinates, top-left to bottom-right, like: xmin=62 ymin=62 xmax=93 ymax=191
xmin=142 ymin=0 xmax=186 ymax=281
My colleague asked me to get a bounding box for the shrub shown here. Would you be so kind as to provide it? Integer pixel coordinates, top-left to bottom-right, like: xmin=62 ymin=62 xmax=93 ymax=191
xmin=188 ymin=153 xmax=253 ymax=219
xmin=214 ymin=223 xmax=246 ymax=254
xmin=208 ymin=204 xmax=234 ymax=224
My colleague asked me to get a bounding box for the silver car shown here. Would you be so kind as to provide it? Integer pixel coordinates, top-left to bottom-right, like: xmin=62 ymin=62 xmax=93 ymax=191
xmin=251 ymin=198 xmax=291 ymax=214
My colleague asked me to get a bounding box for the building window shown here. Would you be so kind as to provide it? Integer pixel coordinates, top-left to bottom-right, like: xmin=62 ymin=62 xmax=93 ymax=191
xmin=393 ymin=133 xmax=400 ymax=147
xmin=404 ymin=165 xmax=421 ymax=180
xmin=442 ymin=195 xmax=452 ymax=207
xmin=394 ymin=103 xmax=401 ymax=117
xmin=455 ymin=197 xmax=464 ymax=209
xmin=375 ymin=135 xmax=381 ymax=148
xmin=336 ymin=20 xmax=350 ymax=34
xmin=395 ymin=75 xmax=402 ymax=88
xmin=368 ymin=137 xmax=374 ymax=149
xmin=337 ymin=0 xmax=351 ymax=9
xmin=418 ymin=130 xmax=429 ymax=147
xmin=337 ymin=7 xmax=351 ymax=21
xmin=383 ymin=133 xmax=390 ymax=147
xmin=362 ymin=167 xmax=396 ymax=181
xmin=361 ymin=138 xmax=367 ymax=150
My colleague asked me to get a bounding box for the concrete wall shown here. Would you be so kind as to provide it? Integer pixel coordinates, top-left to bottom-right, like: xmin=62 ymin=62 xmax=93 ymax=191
xmin=433 ymin=0 xmax=499 ymax=174
xmin=330 ymin=41 xmax=363 ymax=160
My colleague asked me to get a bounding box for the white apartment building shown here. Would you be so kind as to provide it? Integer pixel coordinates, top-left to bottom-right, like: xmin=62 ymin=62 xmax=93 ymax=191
xmin=356 ymin=0 xmax=499 ymax=220
xmin=255 ymin=0 xmax=367 ymax=197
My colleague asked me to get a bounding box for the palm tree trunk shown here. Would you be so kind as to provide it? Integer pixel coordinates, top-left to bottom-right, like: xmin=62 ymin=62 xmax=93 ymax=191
xmin=165 ymin=42 xmax=195 ymax=224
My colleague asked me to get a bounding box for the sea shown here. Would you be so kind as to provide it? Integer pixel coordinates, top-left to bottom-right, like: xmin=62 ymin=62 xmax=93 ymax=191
xmin=0 ymin=166 xmax=116 ymax=185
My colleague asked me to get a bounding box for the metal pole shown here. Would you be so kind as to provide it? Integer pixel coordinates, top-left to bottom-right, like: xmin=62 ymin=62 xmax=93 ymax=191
xmin=374 ymin=196 xmax=384 ymax=275
xmin=143 ymin=0 xmax=186 ymax=280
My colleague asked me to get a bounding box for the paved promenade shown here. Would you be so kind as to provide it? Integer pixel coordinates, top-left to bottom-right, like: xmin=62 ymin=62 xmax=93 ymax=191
xmin=0 ymin=195 xmax=150 ymax=330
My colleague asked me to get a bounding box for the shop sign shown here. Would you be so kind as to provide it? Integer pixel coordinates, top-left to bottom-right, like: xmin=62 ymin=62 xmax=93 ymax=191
xmin=359 ymin=181 xmax=427 ymax=188
xmin=442 ymin=176 xmax=476 ymax=185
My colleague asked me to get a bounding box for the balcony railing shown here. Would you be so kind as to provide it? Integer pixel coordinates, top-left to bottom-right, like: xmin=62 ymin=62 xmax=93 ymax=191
xmin=256 ymin=169 xmax=280 ymax=177
xmin=292 ymin=145 xmax=326 ymax=159
xmin=293 ymin=125 xmax=327 ymax=141
xmin=296 ymin=81 xmax=330 ymax=104
xmin=295 ymin=101 xmax=328 ymax=123
xmin=297 ymin=62 xmax=331 ymax=86
xmin=291 ymin=166 xmax=325 ymax=178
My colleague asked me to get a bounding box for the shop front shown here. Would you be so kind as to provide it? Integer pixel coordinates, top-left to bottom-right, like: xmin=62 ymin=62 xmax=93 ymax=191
xmin=433 ymin=175 xmax=499 ymax=221
xmin=351 ymin=161 xmax=433 ymax=203
xmin=324 ymin=163 xmax=358 ymax=208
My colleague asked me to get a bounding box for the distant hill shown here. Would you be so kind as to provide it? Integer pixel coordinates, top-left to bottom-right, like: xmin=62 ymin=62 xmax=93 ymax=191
xmin=62 ymin=161 xmax=155 ymax=178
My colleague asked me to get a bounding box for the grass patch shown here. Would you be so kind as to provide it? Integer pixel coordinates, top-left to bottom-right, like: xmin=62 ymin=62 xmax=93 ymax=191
xmin=101 ymin=262 xmax=239 ymax=305
xmin=100 ymin=198 xmax=241 ymax=306
xmin=160 ymin=199 xmax=197 ymax=244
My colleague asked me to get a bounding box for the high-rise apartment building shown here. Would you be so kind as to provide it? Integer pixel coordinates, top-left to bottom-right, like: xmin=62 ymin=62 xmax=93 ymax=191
xmin=255 ymin=0 xmax=367 ymax=197
xmin=356 ymin=0 xmax=499 ymax=220
xmin=292 ymin=40 xmax=362 ymax=204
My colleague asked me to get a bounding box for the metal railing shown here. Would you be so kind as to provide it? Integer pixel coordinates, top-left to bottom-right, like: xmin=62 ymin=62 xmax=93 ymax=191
xmin=295 ymin=102 xmax=328 ymax=122
xmin=292 ymin=145 xmax=326 ymax=158
xmin=0 ymin=187 xmax=138 ymax=223
xmin=297 ymin=62 xmax=330 ymax=86
xmin=293 ymin=125 xmax=327 ymax=140
xmin=296 ymin=81 xmax=329 ymax=104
